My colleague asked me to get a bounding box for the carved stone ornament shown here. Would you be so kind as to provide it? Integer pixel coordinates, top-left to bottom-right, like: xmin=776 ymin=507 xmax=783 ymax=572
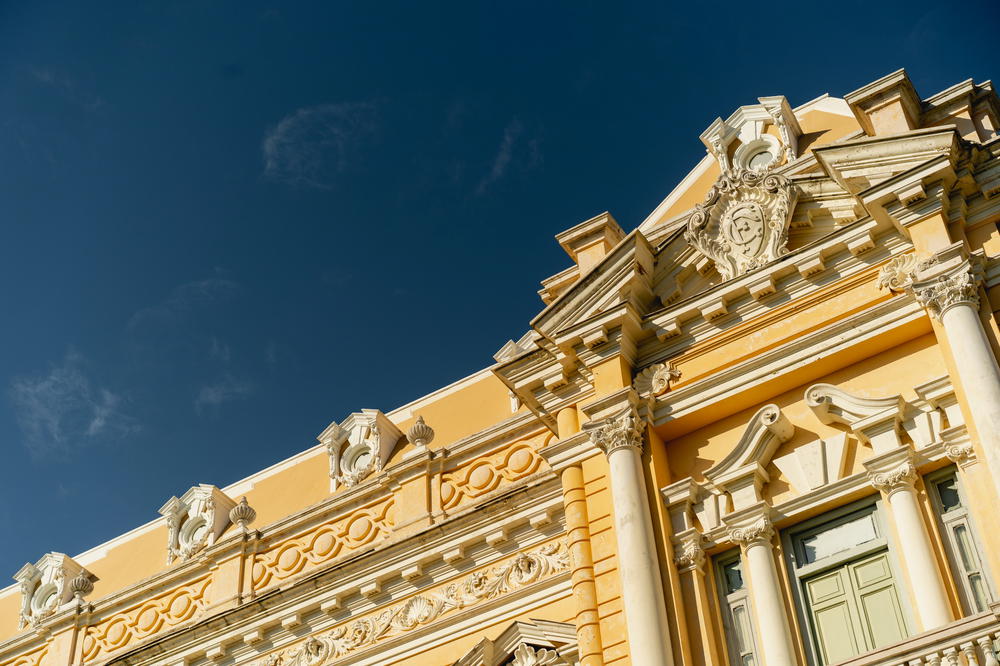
xmin=508 ymin=643 xmax=565 ymax=666
xmin=634 ymin=362 xmax=681 ymax=398
xmin=685 ymin=169 xmax=799 ymax=280
xmin=876 ymin=253 xmax=936 ymax=292
xmin=913 ymin=270 xmax=980 ymax=319
xmin=250 ymin=542 xmax=569 ymax=666
xmin=728 ymin=516 xmax=774 ymax=547
xmin=868 ymin=461 xmax=917 ymax=495
xmin=407 ymin=415 xmax=435 ymax=450
xmin=582 ymin=407 xmax=643 ymax=457
xmin=673 ymin=531 xmax=706 ymax=572
xmin=229 ymin=496 xmax=257 ymax=532
xmin=159 ymin=484 xmax=237 ymax=564
xmin=14 ymin=553 xmax=93 ymax=629
xmin=319 ymin=409 xmax=403 ymax=491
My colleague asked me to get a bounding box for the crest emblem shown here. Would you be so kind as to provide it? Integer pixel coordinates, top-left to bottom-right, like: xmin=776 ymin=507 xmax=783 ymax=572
xmin=685 ymin=169 xmax=798 ymax=280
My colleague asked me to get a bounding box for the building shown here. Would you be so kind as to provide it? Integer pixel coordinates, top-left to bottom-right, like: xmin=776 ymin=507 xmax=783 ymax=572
xmin=2 ymin=68 xmax=1000 ymax=666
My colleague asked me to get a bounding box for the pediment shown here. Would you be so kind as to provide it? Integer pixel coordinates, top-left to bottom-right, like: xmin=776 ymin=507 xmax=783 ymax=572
xmin=531 ymin=230 xmax=655 ymax=340
xmin=453 ymin=619 xmax=577 ymax=666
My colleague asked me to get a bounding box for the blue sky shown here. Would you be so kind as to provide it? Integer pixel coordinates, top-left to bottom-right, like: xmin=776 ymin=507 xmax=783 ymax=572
xmin=0 ymin=1 xmax=996 ymax=579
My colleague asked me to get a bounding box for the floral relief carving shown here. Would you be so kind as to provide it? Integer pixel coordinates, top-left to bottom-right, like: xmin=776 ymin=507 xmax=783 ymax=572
xmin=876 ymin=253 xmax=935 ymax=292
xmin=250 ymin=541 xmax=569 ymax=665
xmin=252 ymin=497 xmax=395 ymax=591
xmin=673 ymin=532 xmax=706 ymax=572
xmin=81 ymin=574 xmax=212 ymax=662
xmin=440 ymin=439 xmax=546 ymax=511
xmin=508 ymin=643 xmax=565 ymax=665
xmin=685 ymin=169 xmax=798 ymax=280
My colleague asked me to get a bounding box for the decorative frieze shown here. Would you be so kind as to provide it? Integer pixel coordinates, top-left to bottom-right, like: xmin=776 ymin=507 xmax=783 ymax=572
xmin=158 ymin=484 xmax=237 ymax=564
xmin=14 ymin=553 xmax=93 ymax=629
xmin=685 ymin=169 xmax=799 ymax=280
xmin=582 ymin=407 xmax=643 ymax=456
xmin=250 ymin=541 xmax=569 ymax=665
xmin=440 ymin=439 xmax=545 ymax=511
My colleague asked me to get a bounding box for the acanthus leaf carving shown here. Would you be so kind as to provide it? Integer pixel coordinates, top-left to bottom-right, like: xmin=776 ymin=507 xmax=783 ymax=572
xmin=867 ymin=461 xmax=917 ymax=494
xmin=582 ymin=407 xmax=643 ymax=456
xmin=913 ymin=271 xmax=980 ymax=319
xmin=685 ymin=169 xmax=799 ymax=280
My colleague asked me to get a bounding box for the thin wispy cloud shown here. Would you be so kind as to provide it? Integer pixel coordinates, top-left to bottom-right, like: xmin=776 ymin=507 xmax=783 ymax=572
xmin=475 ymin=119 xmax=541 ymax=195
xmin=262 ymin=102 xmax=376 ymax=189
xmin=195 ymin=374 xmax=254 ymax=413
xmin=209 ymin=337 xmax=232 ymax=363
xmin=128 ymin=277 xmax=239 ymax=331
xmin=8 ymin=351 xmax=138 ymax=459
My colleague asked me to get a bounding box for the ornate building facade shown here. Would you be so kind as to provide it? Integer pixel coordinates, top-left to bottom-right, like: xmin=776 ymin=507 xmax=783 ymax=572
xmin=3 ymin=68 xmax=1000 ymax=665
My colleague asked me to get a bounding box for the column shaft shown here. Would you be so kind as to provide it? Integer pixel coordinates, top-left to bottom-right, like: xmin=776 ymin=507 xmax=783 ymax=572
xmin=607 ymin=447 xmax=674 ymax=665
xmin=561 ymin=464 xmax=604 ymax=665
xmin=743 ymin=541 xmax=797 ymax=666
xmin=886 ymin=486 xmax=954 ymax=629
xmin=941 ymin=303 xmax=1000 ymax=497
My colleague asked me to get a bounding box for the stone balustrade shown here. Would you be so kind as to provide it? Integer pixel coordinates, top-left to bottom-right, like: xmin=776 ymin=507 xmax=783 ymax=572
xmin=838 ymin=605 xmax=1000 ymax=666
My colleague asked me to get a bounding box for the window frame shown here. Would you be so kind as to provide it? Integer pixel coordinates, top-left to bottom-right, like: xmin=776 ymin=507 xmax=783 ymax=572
xmin=714 ymin=548 xmax=761 ymax=666
xmin=781 ymin=497 xmax=913 ymax=666
xmin=925 ymin=465 xmax=997 ymax=615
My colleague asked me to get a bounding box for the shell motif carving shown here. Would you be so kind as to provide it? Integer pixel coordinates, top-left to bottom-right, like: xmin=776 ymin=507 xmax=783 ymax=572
xmin=634 ymin=362 xmax=680 ymax=397
xmin=876 ymin=253 xmax=935 ymax=292
xmin=250 ymin=541 xmax=569 ymax=665
xmin=440 ymin=439 xmax=547 ymax=511
xmin=80 ymin=575 xmax=212 ymax=662
xmin=251 ymin=497 xmax=395 ymax=592
xmin=685 ymin=169 xmax=799 ymax=280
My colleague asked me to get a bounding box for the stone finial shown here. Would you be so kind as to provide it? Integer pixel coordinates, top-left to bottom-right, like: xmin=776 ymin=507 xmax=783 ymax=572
xmin=407 ymin=415 xmax=435 ymax=450
xmin=229 ymin=496 xmax=257 ymax=532
xmin=68 ymin=573 xmax=94 ymax=601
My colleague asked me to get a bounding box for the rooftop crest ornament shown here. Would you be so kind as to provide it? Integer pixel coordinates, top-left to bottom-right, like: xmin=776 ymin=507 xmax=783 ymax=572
xmin=685 ymin=168 xmax=799 ymax=280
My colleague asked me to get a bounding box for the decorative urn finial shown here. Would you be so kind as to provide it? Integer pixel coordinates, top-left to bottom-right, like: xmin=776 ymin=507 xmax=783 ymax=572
xmin=229 ymin=496 xmax=257 ymax=532
xmin=68 ymin=573 xmax=93 ymax=601
xmin=407 ymin=415 xmax=435 ymax=450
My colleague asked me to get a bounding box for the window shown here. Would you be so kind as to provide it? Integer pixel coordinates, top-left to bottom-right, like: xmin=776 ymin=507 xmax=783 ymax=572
xmin=715 ymin=551 xmax=759 ymax=666
xmin=785 ymin=502 xmax=909 ymax=666
xmin=926 ymin=467 xmax=995 ymax=614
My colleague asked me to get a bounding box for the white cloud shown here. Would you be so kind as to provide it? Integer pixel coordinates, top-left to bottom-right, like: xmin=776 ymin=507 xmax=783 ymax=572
xmin=476 ymin=119 xmax=526 ymax=195
xmin=27 ymin=66 xmax=105 ymax=112
xmin=195 ymin=375 xmax=253 ymax=412
xmin=128 ymin=277 xmax=239 ymax=331
xmin=262 ymin=102 xmax=376 ymax=189
xmin=9 ymin=351 xmax=138 ymax=458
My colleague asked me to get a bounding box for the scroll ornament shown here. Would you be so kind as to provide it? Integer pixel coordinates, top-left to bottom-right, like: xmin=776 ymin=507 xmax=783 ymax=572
xmin=728 ymin=517 xmax=774 ymax=547
xmin=252 ymin=542 xmax=568 ymax=665
xmin=674 ymin=532 xmax=706 ymax=571
xmin=685 ymin=169 xmax=799 ymax=280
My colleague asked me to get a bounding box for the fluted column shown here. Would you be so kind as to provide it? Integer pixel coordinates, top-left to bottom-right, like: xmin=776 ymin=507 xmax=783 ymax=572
xmin=727 ymin=504 xmax=798 ymax=666
xmin=584 ymin=407 xmax=674 ymax=666
xmin=865 ymin=448 xmax=954 ymax=630
xmin=882 ymin=245 xmax=1000 ymax=500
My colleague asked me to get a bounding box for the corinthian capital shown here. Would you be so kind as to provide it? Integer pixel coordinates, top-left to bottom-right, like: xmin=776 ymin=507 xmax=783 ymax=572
xmin=912 ymin=270 xmax=979 ymax=319
xmin=673 ymin=528 xmax=706 ymax=572
xmin=725 ymin=503 xmax=776 ymax=548
xmin=877 ymin=245 xmax=981 ymax=320
xmin=864 ymin=446 xmax=918 ymax=496
xmin=583 ymin=407 xmax=643 ymax=457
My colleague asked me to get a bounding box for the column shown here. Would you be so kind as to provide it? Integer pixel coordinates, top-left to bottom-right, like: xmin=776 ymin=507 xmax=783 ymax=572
xmin=865 ymin=448 xmax=954 ymax=630
xmin=890 ymin=245 xmax=1000 ymax=500
xmin=674 ymin=528 xmax=722 ymax=666
xmin=727 ymin=504 xmax=798 ymax=666
xmin=562 ymin=463 xmax=604 ymax=666
xmin=585 ymin=407 xmax=675 ymax=666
